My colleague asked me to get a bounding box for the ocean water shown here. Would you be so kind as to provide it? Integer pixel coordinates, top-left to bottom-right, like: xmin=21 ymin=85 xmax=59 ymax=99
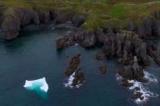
xmin=0 ymin=29 xmax=159 ymax=106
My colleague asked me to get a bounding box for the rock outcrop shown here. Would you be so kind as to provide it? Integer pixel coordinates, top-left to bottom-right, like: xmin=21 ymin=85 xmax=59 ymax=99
xmin=65 ymin=54 xmax=81 ymax=76
xmin=64 ymin=54 xmax=85 ymax=88
xmin=56 ymin=31 xmax=75 ymax=50
xmin=1 ymin=5 xmax=160 ymax=41
xmin=56 ymin=29 xmax=96 ymax=49
xmin=1 ymin=8 xmax=40 ymax=40
xmin=118 ymin=56 xmax=145 ymax=82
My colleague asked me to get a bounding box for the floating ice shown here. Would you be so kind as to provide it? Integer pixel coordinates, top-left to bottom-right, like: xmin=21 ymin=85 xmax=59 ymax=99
xmin=24 ymin=77 xmax=49 ymax=98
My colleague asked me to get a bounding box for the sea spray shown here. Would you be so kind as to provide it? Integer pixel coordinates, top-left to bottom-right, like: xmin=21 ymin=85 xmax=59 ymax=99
xmin=116 ymin=71 xmax=159 ymax=104
xmin=64 ymin=72 xmax=83 ymax=89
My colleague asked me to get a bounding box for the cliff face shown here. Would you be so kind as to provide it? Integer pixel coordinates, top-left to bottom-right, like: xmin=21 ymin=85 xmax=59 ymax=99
xmin=0 ymin=1 xmax=160 ymax=40
xmin=1 ymin=8 xmax=39 ymax=40
xmin=0 ymin=7 xmax=86 ymax=40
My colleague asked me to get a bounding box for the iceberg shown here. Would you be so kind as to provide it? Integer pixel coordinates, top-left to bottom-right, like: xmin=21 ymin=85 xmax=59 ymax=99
xmin=24 ymin=77 xmax=49 ymax=98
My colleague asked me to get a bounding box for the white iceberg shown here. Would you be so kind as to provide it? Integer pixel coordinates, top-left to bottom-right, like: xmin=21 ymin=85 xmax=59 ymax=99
xmin=24 ymin=77 xmax=49 ymax=93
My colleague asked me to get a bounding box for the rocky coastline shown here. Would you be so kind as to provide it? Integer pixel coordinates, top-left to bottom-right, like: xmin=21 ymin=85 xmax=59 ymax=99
xmin=0 ymin=1 xmax=160 ymax=104
xmin=55 ymin=10 xmax=160 ymax=103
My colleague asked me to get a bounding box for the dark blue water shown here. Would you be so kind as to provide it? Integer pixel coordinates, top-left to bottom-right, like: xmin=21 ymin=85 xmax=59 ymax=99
xmin=0 ymin=29 xmax=159 ymax=106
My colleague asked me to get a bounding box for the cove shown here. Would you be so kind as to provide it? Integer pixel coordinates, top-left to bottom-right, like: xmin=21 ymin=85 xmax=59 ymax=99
xmin=0 ymin=29 xmax=159 ymax=106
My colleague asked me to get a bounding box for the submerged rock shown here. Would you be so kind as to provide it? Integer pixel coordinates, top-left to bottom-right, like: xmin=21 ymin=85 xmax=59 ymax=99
xmin=96 ymin=50 xmax=106 ymax=60
xmin=99 ymin=63 xmax=107 ymax=75
xmin=116 ymin=71 xmax=159 ymax=104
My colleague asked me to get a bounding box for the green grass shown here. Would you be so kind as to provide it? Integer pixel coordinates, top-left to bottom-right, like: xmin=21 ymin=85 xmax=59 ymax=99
xmin=1 ymin=0 xmax=160 ymax=30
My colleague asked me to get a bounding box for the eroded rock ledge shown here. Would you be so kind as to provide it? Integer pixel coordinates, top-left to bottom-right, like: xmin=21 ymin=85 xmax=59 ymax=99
xmin=0 ymin=7 xmax=86 ymax=40
xmin=64 ymin=54 xmax=85 ymax=88
xmin=1 ymin=2 xmax=160 ymax=41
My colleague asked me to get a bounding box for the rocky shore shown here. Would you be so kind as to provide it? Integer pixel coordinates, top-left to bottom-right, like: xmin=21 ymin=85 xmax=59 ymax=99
xmin=1 ymin=0 xmax=160 ymax=104
xmin=0 ymin=7 xmax=86 ymax=40
xmin=56 ymin=12 xmax=160 ymax=103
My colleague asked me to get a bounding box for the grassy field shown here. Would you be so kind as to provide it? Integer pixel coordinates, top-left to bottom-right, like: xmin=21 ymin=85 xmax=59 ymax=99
xmin=1 ymin=0 xmax=160 ymax=30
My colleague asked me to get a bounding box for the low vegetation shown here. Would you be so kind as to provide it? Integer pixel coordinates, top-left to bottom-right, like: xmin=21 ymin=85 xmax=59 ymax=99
xmin=1 ymin=0 xmax=160 ymax=30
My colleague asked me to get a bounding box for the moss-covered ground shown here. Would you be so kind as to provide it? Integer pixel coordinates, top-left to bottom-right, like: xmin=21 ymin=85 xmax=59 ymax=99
xmin=0 ymin=0 xmax=160 ymax=30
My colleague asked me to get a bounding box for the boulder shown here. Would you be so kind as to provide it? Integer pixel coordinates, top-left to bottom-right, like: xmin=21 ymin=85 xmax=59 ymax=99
xmin=118 ymin=56 xmax=145 ymax=81
xmin=75 ymin=30 xmax=96 ymax=48
xmin=56 ymin=31 xmax=75 ymax=50
xmin=65 ymin=54 xmax=81 ymax=76
xmin=72 ymin=69 xmax=85 ymax=87
xmin=121 ymin=79 xmax=133 ymax=87
xmin=96 ymin=50 xmax=106 ymax=60
xmin=131 ymin=91 xmax=143 ymax=100
xmin=99 ymin=63 xmax=107 ymax=75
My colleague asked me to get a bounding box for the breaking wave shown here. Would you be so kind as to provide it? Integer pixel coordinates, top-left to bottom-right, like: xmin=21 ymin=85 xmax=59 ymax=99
xmin=116 ymin=71 xmax=159 ymax=104
xmin=64 ymin=72 xmax=82 ymax=89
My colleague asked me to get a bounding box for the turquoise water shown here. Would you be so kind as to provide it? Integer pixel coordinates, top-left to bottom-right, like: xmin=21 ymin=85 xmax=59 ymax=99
xmin=0 ymin=29 xmax=159 ymax=106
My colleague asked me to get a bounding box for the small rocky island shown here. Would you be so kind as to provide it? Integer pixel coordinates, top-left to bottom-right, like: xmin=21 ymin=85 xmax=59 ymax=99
xmin=0 ymin=0 xmax=160 ymax=105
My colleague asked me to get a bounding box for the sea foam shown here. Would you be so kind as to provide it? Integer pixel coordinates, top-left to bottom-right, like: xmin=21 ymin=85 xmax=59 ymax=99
xmin=116 ymin=71 xmax=159 ymax=104
xmin=128 ymin=80 xmax=158 ymax=104
xmin=64 ymin=72 xmax=82 ymax=88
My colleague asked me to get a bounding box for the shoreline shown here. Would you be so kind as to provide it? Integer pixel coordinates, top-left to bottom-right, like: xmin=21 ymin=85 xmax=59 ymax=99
xmin=0 ymin=0 xmax=160 ymax=105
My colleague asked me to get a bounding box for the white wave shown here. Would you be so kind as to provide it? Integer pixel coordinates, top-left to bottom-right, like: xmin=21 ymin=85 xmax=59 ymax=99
xmin=144 ymin=71 xmax=158 ymax=83
xmin=128 ymin=79 xmax=159 ymax=104
xmin=128 ymin=80 xmax=142 ymax=90
xmin=116 ymin=71 xmax=159 ymax=104
xmin=116 ymin=74 xmax=123 ymax=81
xmin=64 ymin=72 xmax=82 ymax=89
xmin=64 ymin=72 xmax=75 ymax=88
